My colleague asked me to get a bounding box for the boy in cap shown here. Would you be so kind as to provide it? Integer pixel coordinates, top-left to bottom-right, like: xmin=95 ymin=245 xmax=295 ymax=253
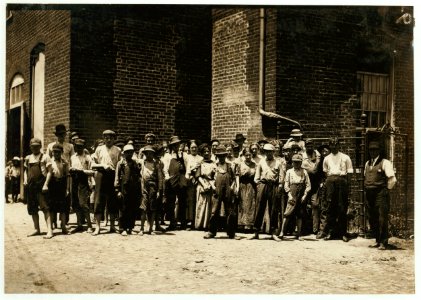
xmin=115 ymin=144 xmax=141 ymax=236
xmin=278 ymin=154 xmax=311 ymax=240
xmin=284 ymin=129 xmax=306 ymax=153
xmin=138 ymin=145 xmax=163 ymax=235
xmin=47 ymin=124 xmax=74 ymax=227
xmin=91 ymin=129 xmax=121 ymax=235
xmin=10 ymin=157 xmax=21 ymax=203
xmin=204 ymin=145 xmax=239 ymax=239
xmin=164 ymin=136 xmax=186 ymax=230
xmin=364 ymin=141 xmax=397 ymax=250
xmin=250 ymin=143 xmax=283 ymax=240
xmin=320 ymin=137 xmax=353 ymax=242
xmin=43 ymin=143 xmax=70 ymax=237
xmin=24 ymin=138 xmax=52 ymax=238
xmin=70 ymin=139 xmax=95 ymax=233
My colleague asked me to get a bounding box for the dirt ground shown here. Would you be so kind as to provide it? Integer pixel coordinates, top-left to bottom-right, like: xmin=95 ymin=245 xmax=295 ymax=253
xmin=3 ymin=202 xmax=415 ymax=294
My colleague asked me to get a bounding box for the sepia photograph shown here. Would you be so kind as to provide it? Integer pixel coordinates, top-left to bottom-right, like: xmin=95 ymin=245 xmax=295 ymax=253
xmin=2 ymin=0 xmax=416 ymax=296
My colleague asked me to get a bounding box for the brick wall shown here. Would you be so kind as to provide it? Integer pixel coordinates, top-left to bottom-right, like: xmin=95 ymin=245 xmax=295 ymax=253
xmin=69 ymin=7 xmax=117 ymax=147
xmin=68 ymin=6 xmax=212 ymax=148
xmin=212 ymin=8 xmax=276 ymax=145
xmin=112 ymin=6 xmax=212 ymax=146
xmin=212 ymin=6 xmax=413 ymax=231
xmin=6 ymin=8 xmax=72 ymax=151
xmin=276 ymin=7 xmax=363 ymax=140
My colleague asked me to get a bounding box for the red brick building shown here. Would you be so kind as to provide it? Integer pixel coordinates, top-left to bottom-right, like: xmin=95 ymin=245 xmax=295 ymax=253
xmin=5 ymin=5 xmax=413 ymax=232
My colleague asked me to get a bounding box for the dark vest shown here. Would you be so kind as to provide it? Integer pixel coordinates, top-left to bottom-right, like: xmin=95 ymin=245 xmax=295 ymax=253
xmin=364 ymin=159 xmax=387 ymax=188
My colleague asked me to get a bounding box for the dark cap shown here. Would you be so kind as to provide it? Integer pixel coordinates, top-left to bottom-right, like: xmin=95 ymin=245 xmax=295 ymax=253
xmin=234 ymin=133 xmax=246 ymax=142
xmin=54 ymin=124 xmax=67 ymax=136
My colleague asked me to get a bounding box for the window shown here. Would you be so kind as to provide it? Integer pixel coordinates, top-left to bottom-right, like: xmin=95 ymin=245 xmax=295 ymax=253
xmin=10 ymin=74 xmax=24 ymax=108
xmin=357 ymin=72 xmax=390 ymax=128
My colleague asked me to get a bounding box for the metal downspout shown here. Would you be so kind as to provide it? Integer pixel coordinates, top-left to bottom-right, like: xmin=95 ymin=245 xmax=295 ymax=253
xmin=258 ymin=8 xmax=302 ymax=130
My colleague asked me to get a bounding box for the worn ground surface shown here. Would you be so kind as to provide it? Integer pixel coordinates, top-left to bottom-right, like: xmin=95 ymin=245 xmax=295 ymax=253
xmin=3 ymin=202 xmax=415 ymax=294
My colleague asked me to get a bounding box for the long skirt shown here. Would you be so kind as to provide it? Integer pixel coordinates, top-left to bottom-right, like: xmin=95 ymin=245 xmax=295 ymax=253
xmin=238 ymin=181 xmax=257 ymax=226
xmin=195 ymin=185 xmax=212 ymax=230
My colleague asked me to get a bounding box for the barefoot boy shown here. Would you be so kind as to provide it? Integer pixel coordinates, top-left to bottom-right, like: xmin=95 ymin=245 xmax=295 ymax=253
xmin=24 ymin=138 xmax=53 ymax=238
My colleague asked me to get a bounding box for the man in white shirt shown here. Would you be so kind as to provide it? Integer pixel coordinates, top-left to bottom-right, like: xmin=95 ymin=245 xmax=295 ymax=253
xmin=320 ymin=137 xmax=353 ymax=242
xmin=364 ymin=141 xmax=397 ymax=250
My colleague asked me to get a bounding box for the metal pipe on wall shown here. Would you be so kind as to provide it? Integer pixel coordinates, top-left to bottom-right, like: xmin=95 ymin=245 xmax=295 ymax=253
xmin=258 ymin=8 xmax=302 ymax=130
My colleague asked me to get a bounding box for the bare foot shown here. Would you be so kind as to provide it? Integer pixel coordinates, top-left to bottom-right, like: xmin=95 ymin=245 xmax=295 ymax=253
xmin=86 ymin=228 xmax=94 ymax=234
xmin=27 ymin=231 xmax=41 ymax=237
xmin=43 ymin=233 xmax=53 ymax=239
xmin=138 ymin=230 xmax=144 ymax=236
xmin=121 ymin=230 xmax=128 ymax=236
xmin=92 ymin=228 xmax=100 ymax=236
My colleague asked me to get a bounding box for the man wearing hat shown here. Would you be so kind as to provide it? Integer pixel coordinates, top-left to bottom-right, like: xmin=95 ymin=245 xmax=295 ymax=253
xmin=115 ymin=144 xmax=142 ymax=236
xmin=137 ymin=145 xmax=164 ymax=235
xmin=278 ymin=153 xmax=311 ymax=240
xmin=47 ymin=124 xmax=75 ymax=227
xmin=69 ymin=139 xmax=95 ymax=233
xmin=233 ymin=133 xmax=246 ymax=154
xmin=164 ymin=135 xmax=187 ymax=230
xmin=47 ymin=124 xmax=75 ymax=162
xmin=364 ymin=141 xmax=396 ymax=250
xmin=250 ymin=143 xmax=283 ymax=240
xmin=91 ymin=129 xmax=122 ymax=235
xmin=204 ymin=144 xmax=239 ymax=239
xmin=24 ymin=138 xmax=52 ymax=238
xmin=10 ymin=157 xmax=21 ymax=203
xmin=43 ymin=143 xmax=71 ymax=237
xmin=320 ymin=137 xmax=353 ymax=242
xmin=284 ymin=129 xmax=306 ymax=153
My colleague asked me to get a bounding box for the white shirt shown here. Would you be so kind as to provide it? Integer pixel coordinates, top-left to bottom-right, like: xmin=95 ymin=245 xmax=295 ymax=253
xmin=323 ymin=152 xmax=353 ymax=176
xmin=91 ymin=145 xmax=121 ymax=170
xmin=284 ymin=168 xmax=311 ymax=194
